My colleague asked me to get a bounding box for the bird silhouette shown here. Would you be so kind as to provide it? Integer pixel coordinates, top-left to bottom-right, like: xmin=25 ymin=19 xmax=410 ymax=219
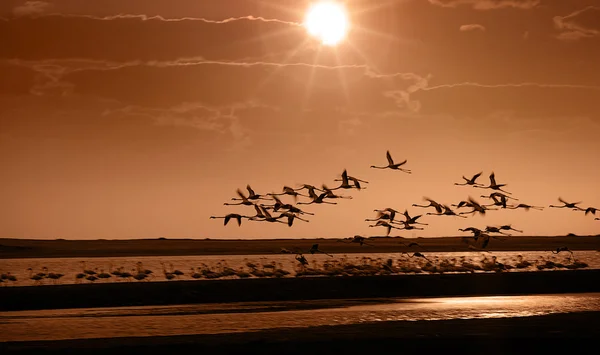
xmin=454 ymin=172 xmax=484 ymax=186
xmin=371 ymin=150 xmax=411 ymax=173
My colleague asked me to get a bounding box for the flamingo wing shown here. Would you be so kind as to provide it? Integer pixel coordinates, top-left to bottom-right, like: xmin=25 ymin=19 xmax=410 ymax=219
xmin=386 ymin=150 xmax=394 ymax=165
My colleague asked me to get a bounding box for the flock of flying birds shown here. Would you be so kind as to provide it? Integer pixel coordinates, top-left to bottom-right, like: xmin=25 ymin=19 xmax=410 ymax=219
xmin=210 ymin=150 xmax=599 ymax=261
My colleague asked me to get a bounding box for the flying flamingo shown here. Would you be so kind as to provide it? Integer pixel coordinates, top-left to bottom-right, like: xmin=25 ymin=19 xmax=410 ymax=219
xmin=368 ymin=220 xmax=402 ymax=236
xmin=475 ymin=172 xmax=512 ymax=194
xmin=321 ymin=184 xmax=353 ymax=199
xmin=395 ymin=220 xmax=425 ymax=231
xmin=499 ymin=224 xmax=523 ymax=233
xmin=224 ymin=189 xmax=256 ymax=206
xmin=309 ymin=243 xmax=333 ymax=257
xmin=297 ymin=190 xmax=337 ymax=205
xmin=426 ymin=205 xmax=467 ymax=218
xmin=332 ymin=169 xmax=368 ymax=190
xmin=370 ymin=150 xmax=411 ymax=173
xmin=339 ymin=235 xmax=374 ymax=246
xmin=403 ymin=252 xmax=431 ymax=263
xmin=582 ymin=207 xmax=599 ymax=216
xmin=210 ymin=213 xmax=251 ymax=226
xmin=506 ymin=203 xmax=544 ymax=211
xmin=459 ymin=197 xmax=496 ymax=216
xmin=267 ymin=186 xmax=308 ymax=202
xmin=412 ymin=197 xmax=443 ymax=214
xmin=401 ymin=210 xmax=428 ymax=225
xmin=549 ymin=198 xmax=584 ymax=210
xmin=454 ymin=172 xmax=484 ymax=187
xmin=230 ymin=185 xmax=269 ymax=201
xmin=249 ymin=205 xmax=288 ymax=224
xmin=277 ymin=211 xmax=309 ymax=227
xmin=373 ymin=208 xmax=400 ymax=222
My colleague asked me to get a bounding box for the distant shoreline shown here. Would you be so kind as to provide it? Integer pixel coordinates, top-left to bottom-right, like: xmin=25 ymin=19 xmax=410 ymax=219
xmin=1 ymin=236 xmax=599 ymax=259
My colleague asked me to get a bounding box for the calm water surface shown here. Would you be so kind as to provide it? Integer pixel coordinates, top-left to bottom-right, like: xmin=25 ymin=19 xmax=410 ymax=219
xmin=1 ymin=293 xmax=599 ymax=342
xmin=1 ymin=251 xmax=598 ymax=287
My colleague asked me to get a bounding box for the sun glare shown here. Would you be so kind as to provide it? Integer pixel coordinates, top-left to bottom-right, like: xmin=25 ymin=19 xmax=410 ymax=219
xmin=304 ymin=1 xmax=349 ymax=46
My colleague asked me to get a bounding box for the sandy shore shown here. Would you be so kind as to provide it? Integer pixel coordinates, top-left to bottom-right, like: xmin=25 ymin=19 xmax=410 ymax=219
xmin=1 ymin=235 xmax=599 ymax=258
xmin=2 ymin=311 xmax=598 ymax=354
xmin=2 ymin=269 xmax=599 ymax=311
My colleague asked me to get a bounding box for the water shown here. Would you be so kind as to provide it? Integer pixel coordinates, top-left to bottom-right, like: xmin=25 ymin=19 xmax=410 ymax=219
xmin=1 ymin=293 xmax=599 ymax=342
xmin=1 ymin=251 xmax=598 ymax=286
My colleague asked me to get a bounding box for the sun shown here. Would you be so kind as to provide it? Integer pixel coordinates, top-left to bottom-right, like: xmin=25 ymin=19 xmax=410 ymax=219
xmin=304 ymin=1 xmax=349 ymax=46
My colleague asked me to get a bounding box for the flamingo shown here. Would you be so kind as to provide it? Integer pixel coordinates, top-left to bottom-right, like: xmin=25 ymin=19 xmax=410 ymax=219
xmin=365 ymin=211 xmax=395 ymax=222
xmin=224 ymin=188 xmax=256 ymax=206
xmin=454 ymin=172 xmax=484 ymax=186
xmin=321 ymin=184 xmax=352 ymax=199
xmin=459 ymin=197 xmax=496 ymax=216
xmin=499 ymin=224 xmax=523 ymax=233
xmin=401 ymin=210 xmax=428 ymax=225
xmin=582 ymin=207 xmax=599 ymax=216
xmin=395 ymin=220 xmax=424 ymax=231
xmin=551 ymin=247 xmax=574 ymax=259
xmin=210 ymin=213 xmax=251 ymax=226
xmin=412 ymin=197 xmax=443 ymax=213
xmin=485 ymin=226 xmax=512 ymax=236
xmin=459 ymin=227 xmax=484 ymax=238
xmin=295 ymin=253 xmax=309 ymax=266
xmin=506 ymin=203 xmax=544 ymax=211
xmin=372 ymin=208 xmax=400 ymax=222
xmin=309 ymin=243 xmax=333 ymax=257
xmin=403 ymin=252 xmax=431 ymax=263
xmin=332 ymin=169 xmax=368 ymax=190
xmin=368 ymin=220 xmax=402 ymax=236
xmin=549 ymin=197 xmax=583 ymax=210
xmin=426 ymin=205 xmax=467 ymax=218
xmin=297 ymin=190 xmax=337 ymax=205
xmin=249 ymin=205 xmax=287 ymax=224
xmin=370 ymin=150 xmax=411 ymax=173
xmin=230 ymin=185 xmax=269 ymax=201
xmin=475 ymin=172 xmax=512 ymax=194
xmin=277 ymin=211 xmax=309 ymax=227
xmin=339 ymin=235 xmax=374 ymax=246
xmin=267 ymin=186 xmax=308 ymax=202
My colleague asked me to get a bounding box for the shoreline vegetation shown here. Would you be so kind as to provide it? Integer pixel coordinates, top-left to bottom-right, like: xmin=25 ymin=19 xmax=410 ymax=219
xmin=1 ymin=235 xmax=599 ymax=259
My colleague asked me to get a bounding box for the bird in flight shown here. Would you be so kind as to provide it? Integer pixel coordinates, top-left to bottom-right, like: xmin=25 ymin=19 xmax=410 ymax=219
xmin=339 ymin=235 xmax=374 ymax=246
xmin=371 ymin=150 xmax=411 ymax=173
xmin=549 ymin=198 xmax=584 ymax=210
xmin=309 ymin=243 xmax=333 ymax=257
xmin=209 ymin=213 xmax=250 ymax=226
xmin=506 ymin=203 xmax=544 ymax=211
xmin=475 ymin=172 xmax=512 ymax=194
xmin=413 ymin=197 xmax=443 ymax=214
xmin=454 ymin=172 xmax=484 ymax=187
xmin=332 ymin=169 xmax=369 ymax=190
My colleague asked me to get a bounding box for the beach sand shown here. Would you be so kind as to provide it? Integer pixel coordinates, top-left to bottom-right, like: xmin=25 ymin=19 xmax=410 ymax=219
xmin=2 ymin=311 xmax=598 ymax=354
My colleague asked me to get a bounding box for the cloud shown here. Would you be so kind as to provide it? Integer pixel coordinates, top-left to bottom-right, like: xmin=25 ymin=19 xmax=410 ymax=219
xmin=459 ymin=24 xmax=486 ymax=32
xmin=12 ymin=1 xmax=51 ymax=17
xmin=554 ymin=6 xmax=600 ymax=41
xmin=428 ymin=0 xmax=540 ymax=10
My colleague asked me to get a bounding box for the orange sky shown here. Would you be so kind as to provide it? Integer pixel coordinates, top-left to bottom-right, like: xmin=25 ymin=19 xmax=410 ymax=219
xmin=1 ymin=0 xmax=599 ymax=239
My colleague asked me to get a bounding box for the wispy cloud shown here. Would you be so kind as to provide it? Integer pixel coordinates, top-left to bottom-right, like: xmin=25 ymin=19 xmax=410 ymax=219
xmin=553 ymin=6 xmax=600 ymax=41
xmin=7 ymin=12 xmax=302 ymax=26
xmin=459 ymin=24 xmax=486 ymax=31
xmin=12 ymin=1 xmax=51 ymax=17
xmin=428 ymin=0 xmax=540 ymax=10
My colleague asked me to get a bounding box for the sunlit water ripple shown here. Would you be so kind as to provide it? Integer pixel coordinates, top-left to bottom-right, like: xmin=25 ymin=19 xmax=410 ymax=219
xmin=1 ymin=251 xmax=598 ymax=287
xmin=1 ymin=293 xmax=599 ymax=342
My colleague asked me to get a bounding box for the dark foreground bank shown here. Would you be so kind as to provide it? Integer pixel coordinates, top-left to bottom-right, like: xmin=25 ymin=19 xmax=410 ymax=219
xmin=2 ymin=311 xmax=599 ymax=355
xmin=2 ymin=269 xmax=600 ymax=311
